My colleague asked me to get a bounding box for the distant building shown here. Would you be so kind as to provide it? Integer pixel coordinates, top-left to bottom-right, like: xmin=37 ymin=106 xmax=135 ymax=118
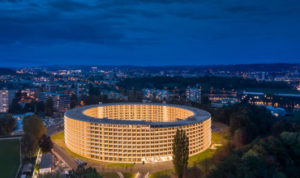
xmin=76 ymin=83 xmax=89 ymax=99
xmin=39 ymin=153 xmax=52 ymax=175
xmin=206 ymin=91 xmax=237 ymax=103
xmin=38 ymin=92 xmax=70 ymax=113
xmin=211 ymin=98 xmax=238 ymax=108
xmin=239 ymin=91 xmax=268 ymax=105
xmin=22 ymin=163 xmax=33 ymax=175
xmin=273 ymin=93 xmax=300 ymax=111
xmin=143 ymin=89 xmax=170 ymax=101
xmin=297 ymin=83 xmax=300 ymax=91
xmin=106 ymin=91 xmax=128 ymax=101
xmin=0 ymin=89 xmax=16 ymax=112
xmin=239 ymin=91 xmax=300 ymax=111
xmin=21 ymin=88 xmax=37 ymax=98
xmin=186 ymin=87 xmax=201 ymax=103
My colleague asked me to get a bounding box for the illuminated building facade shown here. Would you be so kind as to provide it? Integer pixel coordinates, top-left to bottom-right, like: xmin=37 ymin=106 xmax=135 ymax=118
xmin=64 ymin=103 xmax=211 ymax=163
xmin=0 ymin=89 xmax=16 ymax=113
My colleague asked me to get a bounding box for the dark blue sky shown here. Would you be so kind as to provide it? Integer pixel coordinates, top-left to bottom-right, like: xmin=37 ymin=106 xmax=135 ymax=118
xmin=0 ymin=0 xmax=299 ymax=67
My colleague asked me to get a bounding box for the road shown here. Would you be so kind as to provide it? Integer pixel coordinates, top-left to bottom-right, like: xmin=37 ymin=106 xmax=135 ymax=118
xmin=47 ymin=124 xmax=64 ymax=135
xmin=0 ymin=136 xmax=21 ymax=140
xmin=53 ymin=144 xmax=77 ymax=169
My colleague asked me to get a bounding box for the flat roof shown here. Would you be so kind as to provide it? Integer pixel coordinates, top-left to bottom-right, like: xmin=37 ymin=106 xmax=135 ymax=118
xmin=40 ymin=153 xmax=52 ymax=169
xmin=65 ymin=103 xmax=211 ymax=127
xmin=274 ymin=93 xmax=300 ymax=97
xmin=39 ymin=92 xmax=64 ymax=96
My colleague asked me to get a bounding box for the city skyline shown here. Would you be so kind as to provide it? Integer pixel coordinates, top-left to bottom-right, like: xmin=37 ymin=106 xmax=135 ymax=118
xmin=0 ymin=0 xmax=300 ymax=67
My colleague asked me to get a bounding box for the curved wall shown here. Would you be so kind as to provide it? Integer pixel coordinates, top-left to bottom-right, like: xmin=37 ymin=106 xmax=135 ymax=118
xmin=64 ymin=103 xmax=211 ymax=163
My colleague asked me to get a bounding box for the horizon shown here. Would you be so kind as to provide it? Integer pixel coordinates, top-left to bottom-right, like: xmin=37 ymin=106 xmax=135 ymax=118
xmin=2 ymin=62 xmax=300 ymax=69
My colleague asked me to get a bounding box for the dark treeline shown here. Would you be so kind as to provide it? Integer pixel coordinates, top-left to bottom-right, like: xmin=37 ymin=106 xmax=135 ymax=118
xmin=42 ymin=63 xmax=300 ymax=73
xmin=0 ymin=114 xmax=16 ymax=135
xmin=213 ymin=103 xmax=275 ymax=146
xmin=208 ymin=132 xmax=300 ymax=178
xmin=0 ymin=68 xmax=15 ymax=75
xmin=118 ymin=76 xmax=291 ymax=91
xmin=189 ymin=103 xmax=300 ymax=178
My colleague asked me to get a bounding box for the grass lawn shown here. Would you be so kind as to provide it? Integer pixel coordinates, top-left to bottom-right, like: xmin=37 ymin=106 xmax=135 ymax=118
xmin=211 ymin=131 xmax=229 ymax=145
xmin=123 ymin=172 xmax=136 ymax=178
xmin=0 ymin=139 xmax=20 ymax=178
xmin=188 ymin=149 xmax=216 ymax=167
xmin=149 ymin=169 xmax=175 ymax=178
xmin=107 ymin=162 xmax=134 ymax=168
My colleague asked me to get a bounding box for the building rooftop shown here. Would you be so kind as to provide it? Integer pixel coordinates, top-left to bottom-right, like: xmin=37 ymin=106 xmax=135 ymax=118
xmin=65 ymin=103 xmax=211 ymax=127
xmin=274 ymin=93 xmax=300 ymax=97
xmin=39 ymin=92 xmax=64 ymax=96
xmin=40 ymin=153 xmax=52 ymax=169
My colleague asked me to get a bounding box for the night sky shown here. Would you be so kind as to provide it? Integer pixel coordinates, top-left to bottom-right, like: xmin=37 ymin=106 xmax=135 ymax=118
xmin=0 ymin=0 xmax=300 ymax=67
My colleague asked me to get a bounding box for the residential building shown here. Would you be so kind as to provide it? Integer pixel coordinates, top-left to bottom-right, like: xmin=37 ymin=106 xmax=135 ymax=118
xmin=0 ymin=89 xmax=16 ymax=112
xmin=39 ymin=153 xmax=52 ymax=175
xmin=186 ymin=87 xmax=201 ymax=103
xmin=38 ymin=92 xmax=70 ymax=113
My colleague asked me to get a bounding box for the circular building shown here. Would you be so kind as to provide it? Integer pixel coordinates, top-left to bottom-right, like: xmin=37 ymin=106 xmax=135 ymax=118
xmin=64 ymin=103 xmax=211 ymax=163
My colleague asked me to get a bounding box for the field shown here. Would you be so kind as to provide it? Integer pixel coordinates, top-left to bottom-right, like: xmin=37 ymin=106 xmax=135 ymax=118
xmin=0 ymin=139 xmax=20 ymax=178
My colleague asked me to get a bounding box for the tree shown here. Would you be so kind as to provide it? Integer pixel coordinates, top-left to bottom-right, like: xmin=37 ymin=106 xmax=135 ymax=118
xmin=232 ymin=128 xmax=247 ymax=148
xmin=173 ymin=129 xmax=189 ymax=178
xmin=70 ymin=94 xmax=78 ymax=109
xmin=34 ymin=101 xmax=45 ymax=114
xmin=214 ymin=103 xmax=274 ymax=146
xmin=88 ymin=84 xmax=100 ymax=96
xmin=23 ymin=115 xmax=46 ymax=140
xmin=0 ymin=114 xmax=16 ymax=135
xmin=38 ymin=134 xmax=53 ymax=153
xmin=23 ymin=102 xmax=34 ymax=113
xmin=201 ymin=95 xmax=210 ymax=105
xmin=8 ymin=98 xmax=22 ymax=114
xmin=186 ymin=165 xmax=203 ymax=178
xmin=45 ymin=97 xmax=54 ymax=116
xmin=21 ymin=133 xmax=39 ymax=158
xmin=69 ymin=165 xmax=102 ymax=178
xmin=208 ymin=132 xmax=300 ymax=178
xmin=83 ymin=95 xmax=101 ymax=105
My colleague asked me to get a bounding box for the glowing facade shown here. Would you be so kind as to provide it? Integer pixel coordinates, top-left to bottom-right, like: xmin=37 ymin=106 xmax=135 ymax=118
xmin=64 ymin=103 xmax=211 ymax=163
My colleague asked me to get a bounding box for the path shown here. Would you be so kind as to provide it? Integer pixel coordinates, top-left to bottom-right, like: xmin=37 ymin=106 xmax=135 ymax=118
xmin=52 ymin=144 xmax=77 ymax=169
xmin=0 ymin=136 xmax=21 ymax=140
xmin=117 ymin=171 xmax=124 ymax=178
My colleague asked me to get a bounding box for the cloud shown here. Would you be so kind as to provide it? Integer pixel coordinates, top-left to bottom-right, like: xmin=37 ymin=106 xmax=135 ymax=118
xmin=0 ymin=0 xmax=22 ymax=2
xmin=170 ymin=9 xmax=219 ymax=20
xmin=48 ymin=0 xmax=95 ymax=12
xmin=0 ymin=0 xmax=299 ymax=64
xmin=224 ymin=5 xmax=262 ymax=13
